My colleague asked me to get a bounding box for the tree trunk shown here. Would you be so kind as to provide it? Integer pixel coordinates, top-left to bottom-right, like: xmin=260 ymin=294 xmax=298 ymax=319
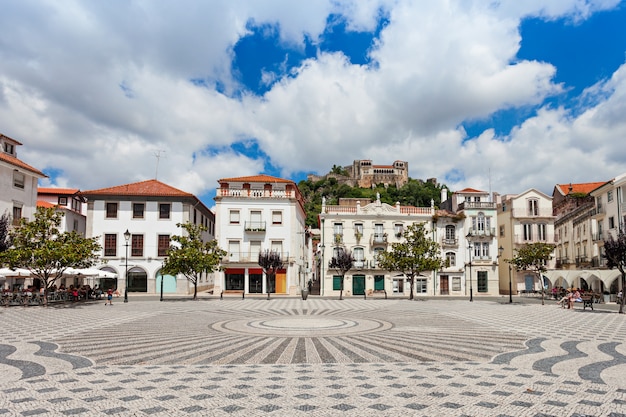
xmin=193 ymin=279 xmax=198 ymax=300
xmin=340 ymin=277 xmax=344 ymax=300
xmin=409 ymin=276 xmax=414 ymax=300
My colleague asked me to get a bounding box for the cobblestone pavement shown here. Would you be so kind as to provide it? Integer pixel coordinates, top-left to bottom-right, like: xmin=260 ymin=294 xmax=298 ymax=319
xmin=1 ymin=297 xmax=626 ymax=416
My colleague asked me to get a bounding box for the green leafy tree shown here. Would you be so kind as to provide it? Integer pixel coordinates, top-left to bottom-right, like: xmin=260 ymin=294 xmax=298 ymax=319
xmin=328 ymin=248 xmax=354 ymax=300
xmin=162 ymin=222 xmax=226 ymax=300
xmin=377 ymin=223 xmax=445 ymax=300
xmin=258 ymin=250 xmax=284 ymax=300
xmin=0 ymin=212 xmax=11 ymax=252
xmin=0 ymin=207 xmax=101 ymax=306
xmin=603 ymin=229 xmax=626 ymax=314
xmin=508 ymin=242 xmax=555 ymax=306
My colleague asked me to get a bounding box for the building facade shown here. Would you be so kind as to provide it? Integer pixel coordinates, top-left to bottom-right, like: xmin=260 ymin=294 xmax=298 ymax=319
xmin=37 ymin=187 xmax=87 ymax=235
xmin=497 ymin=189 xmax=556 ymax=294
xmin=0 ymin=133 xmax=46 ymax=224
xmin=213 ymin=175 xmax=309 ymax=296
xmin=80 ymin=179 xmax=216 ymax=295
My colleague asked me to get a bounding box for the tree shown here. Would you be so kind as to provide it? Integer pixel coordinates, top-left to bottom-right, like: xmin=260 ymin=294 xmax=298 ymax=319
xmin=162 ymin=222 xmax=226 ymax=300
xmin=508 ymin=242 xmax=555 ymax=306
xmin=328 ymin=248 xmax=354 ymax=300
xmin=377 ymin=223 xmax=445 ymax=300
xmin=259 ymin=250 xmax=284 ymax=300
xmin=0 ymin=212 xmax=11 ymax=253
xmin=603 ymin=229 xmax=626 ymax=314
xmin=0 ymin=207 xmax=101 ymax=306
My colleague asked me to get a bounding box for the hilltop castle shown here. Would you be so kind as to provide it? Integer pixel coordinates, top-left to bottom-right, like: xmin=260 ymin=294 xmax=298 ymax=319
xmin=308 ymin=159 xmax=412 ymax=188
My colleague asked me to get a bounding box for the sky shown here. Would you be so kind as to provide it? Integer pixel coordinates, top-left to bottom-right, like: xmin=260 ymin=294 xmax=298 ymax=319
xmin=2 ymin=0 xmax=626 ymax=209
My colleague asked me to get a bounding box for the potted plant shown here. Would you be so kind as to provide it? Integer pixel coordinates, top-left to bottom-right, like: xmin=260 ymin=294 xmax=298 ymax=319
xmin=355 ymin=230 xmax=362 ymax=242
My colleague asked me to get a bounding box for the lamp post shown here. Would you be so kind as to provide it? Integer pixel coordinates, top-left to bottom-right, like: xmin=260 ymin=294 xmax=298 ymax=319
xmin=124 ymin=229 xmax=130 ymax=303
xmin=160 ymin=262 xmax=164 ymax=302
xmin=468 ymin=242 xmax=473 ymax=302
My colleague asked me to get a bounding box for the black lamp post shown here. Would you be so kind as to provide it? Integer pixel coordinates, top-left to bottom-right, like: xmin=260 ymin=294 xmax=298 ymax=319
xmin=468 ymin=241 xmax=473 ymax=302
xmin=124 ymin=229 xmax=130 ymax=303
xmin=160 ymin=263 xmax=164 ymax=302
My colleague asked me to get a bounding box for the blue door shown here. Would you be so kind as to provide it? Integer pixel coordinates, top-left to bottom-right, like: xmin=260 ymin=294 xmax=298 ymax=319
xmin=157 ymin=272 xmax=177 ymax=293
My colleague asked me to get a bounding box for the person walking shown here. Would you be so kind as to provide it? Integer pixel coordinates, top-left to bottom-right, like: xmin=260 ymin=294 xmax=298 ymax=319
xmin=105 ymin=288 xmax=113 ymax=306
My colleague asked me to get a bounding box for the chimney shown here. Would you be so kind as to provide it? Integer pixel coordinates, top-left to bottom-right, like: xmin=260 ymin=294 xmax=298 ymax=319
xmin=440 ymin=187 xmax=447 ymax=203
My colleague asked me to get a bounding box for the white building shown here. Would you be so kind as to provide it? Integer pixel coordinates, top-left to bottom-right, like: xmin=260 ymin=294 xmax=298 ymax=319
xmin=213 ymin=175 xmax=308 ymax=296
xmin=318 ymin=195 xmax=436 ymax=297
xmin=80 ymin=179 xmax=216 ymax=295
xmin=37 ymin=187 xmax=87 ymax=235
xmin=0 ymin=133 xmax=46 ymax=224
xmin=497 ymin=189 xmax=556 ymax=294
xmin=442 ymin=188 xmax=501 ymax=297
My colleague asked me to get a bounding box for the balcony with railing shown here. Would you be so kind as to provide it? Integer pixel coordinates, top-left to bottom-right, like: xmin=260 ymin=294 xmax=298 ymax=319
xmin=223 ymin=251 xmax=291 ymax=264
xmin=591 ymin=204 xmax=605 ymax=217
xmin=467 ymin=227 xmax=496 ymax=237
xmin=575 ymin=256 xmax=590 ymax=267
xmin=510 ymin=208 xmax=555 ymax=218
xmin=244 ymin=221 xmax=266 ymax=233
xmin=371 ymin=233 xmax=388 ymax=245
xmin=441 ymin=237 xmax=458 ymax=247
xmin=218 ymin=188 xmax=294 ymax=198
xmin=458 ymin=201 xmax=497 ymax=210
xmin=513 ymin=234 xmax=556 ymax=244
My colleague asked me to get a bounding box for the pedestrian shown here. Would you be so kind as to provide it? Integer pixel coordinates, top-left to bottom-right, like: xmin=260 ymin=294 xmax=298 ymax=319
xmin=105 ymin=288 xmax=113 ymax=305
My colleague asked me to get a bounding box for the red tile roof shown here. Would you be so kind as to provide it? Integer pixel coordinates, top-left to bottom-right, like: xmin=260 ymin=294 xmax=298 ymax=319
xmin=0 ymin=151 xmax=46 ymax=177
xmin=38 ymin=187 xmax=80 ymax=195
xmin=80 ymin=179 xmax=194 ymax=197
xmin=1 ymin=133 xmax=23 ymax=146
xmin=556 ymin=182 xmax=607 ymax=195
xmin=456 ymin=187 xmax=486 ymax=193
xmin=37 ymin=201 xmax=57 ymax=209
xmin=218 ymin=174 xmax=294 ymax=184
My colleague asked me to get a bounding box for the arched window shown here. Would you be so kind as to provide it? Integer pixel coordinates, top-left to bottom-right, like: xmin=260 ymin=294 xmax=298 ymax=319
xmin=446 ymin=252 xmax=456 ymax=267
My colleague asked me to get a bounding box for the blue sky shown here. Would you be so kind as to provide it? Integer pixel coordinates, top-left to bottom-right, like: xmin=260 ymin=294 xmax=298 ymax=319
xmin=1 ymin=1 xmax=626 ymax=208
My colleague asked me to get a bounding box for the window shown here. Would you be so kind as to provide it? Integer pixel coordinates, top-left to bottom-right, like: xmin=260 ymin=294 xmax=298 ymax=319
xmin=609 ymin=216 xmax=615 ymax=229
xmin=159 ymin=203 xmax=171 ymax=219
xmin=4 ymin=142 xmax=14 ymax=154
xmin=158 ymin=235 xmax=170 ymax=257
xmin=415 ymin=278 xmax=427 ymax=294
xmin=106 ymin=202 xmax=118 ymax=218
xmin=608 ymin=191 xmax=614 ymax=202
xmin=13 ymin=171 xmax=25 ymax=189
xmin=354 ymin=223 xmax=364 ymax=234
xmin=353 ymin=247 xmax=365 ymax=268
xmin=133 ymin=203 xmax=145 ymax=219
xmin=476 ymin=213 xmax=485 ymax=231
xmin=481 ymin=242 xmax=490 ymax=258
xmin=271 ymin=241 xmax=283 ymax=256
xmin=272 ymin=211 xmax=282 ymax=225
xmin=229 ymin=210 xmax=240 ymax=224
xmin=445 ymin=225 xmax=455 ymax=240
xmin=72 ymin=219 xmax=78 ymax=231
xmin=250 ymin=241 xmax=262 ymax=261
xmin=104 ymin=234 xmax=117 ymax=257
xmin=228 ymin=241 xmax=240 ymax=261
xmin=131 ymin=234 xmax=144 ymax=257
xmin=446 ymin=252 xmax=456 ymax=267
xmin=394 ymin=224 xmax=403 ymax=237
xmin=58 ymin=197 xmax=68 ymax=206
xmin=528 ymin=199 xmax=539 ymax=216
xmin=374 ymin=223 xmax=384 ymax=242
xmin=12 ymin=206 xmax=22 ymax=226
xmin=474 ymin=196 xmax=481 ymax=202
xmin=477 ymin=271 xmax=488 ymax=292
xmin=499 ymin=225 xmax=505 ymax=237
xmin=452 ymin=277 xmax=461 ymax=291
xmin=71 ymin=198 xmax=81 ymax=212
xmin=523 ymin=224 xmax=533 ymax=241
xmin=333 ymin=223 xmax=343 ymax=235
xmin=538 ymin=224 xmax=547 ymax=241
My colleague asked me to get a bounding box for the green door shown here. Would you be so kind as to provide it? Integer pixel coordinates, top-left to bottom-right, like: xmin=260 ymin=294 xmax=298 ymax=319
xmin=352 ymin=275 xmax=365 ymax=295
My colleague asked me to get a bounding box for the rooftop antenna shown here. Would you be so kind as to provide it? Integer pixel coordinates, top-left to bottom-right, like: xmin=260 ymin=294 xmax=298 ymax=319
xmin=154 ymin=150 xmax=166 ymax=180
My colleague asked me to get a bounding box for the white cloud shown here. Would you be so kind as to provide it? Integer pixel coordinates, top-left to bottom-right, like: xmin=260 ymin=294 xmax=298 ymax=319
xmin=0 ymin=0 xmax=625 ymax=207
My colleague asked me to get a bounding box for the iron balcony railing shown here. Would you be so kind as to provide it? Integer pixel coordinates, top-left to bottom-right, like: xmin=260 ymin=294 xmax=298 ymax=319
xmin=244 ymin=221 xmax=266 ymax=232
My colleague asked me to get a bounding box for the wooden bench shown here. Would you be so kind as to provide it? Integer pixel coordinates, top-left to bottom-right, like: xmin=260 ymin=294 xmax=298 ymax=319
xmin=220 ymin=290 xmax=245 ymax=299
xmin=580 ymin=295 xmax=594 ymax=310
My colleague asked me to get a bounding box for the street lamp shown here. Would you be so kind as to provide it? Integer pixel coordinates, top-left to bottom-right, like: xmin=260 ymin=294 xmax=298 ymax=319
xmin=124 ymin=229 xmax=130 ymax=303
xmin=160 ymin=262 xmax=164 ymax=302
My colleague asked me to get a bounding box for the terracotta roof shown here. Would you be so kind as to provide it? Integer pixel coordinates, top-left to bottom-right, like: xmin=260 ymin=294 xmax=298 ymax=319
xmin=1 ymin=133 xmax=23 ymax=146
xmin=38 ymin=187 xmax=80 ymax=195
xmin=0 ymin=151 xmax=47 ymax=177
xmin=456 ymin=187 xmax=486 ymax=193
xmin=556 ymin=182 xmax=607 ymax=195
xmin=37 ymin=201 xmax=57 ymax=209
xmin=80 ymin=179 xmax=194 ymax=197
xmin=218 ymin=174 xmax=294 ymax=184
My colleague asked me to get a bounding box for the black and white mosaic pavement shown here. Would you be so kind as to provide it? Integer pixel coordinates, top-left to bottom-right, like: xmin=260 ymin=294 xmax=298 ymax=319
xmin=1 ymin=298 xmax=626 ymax=416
